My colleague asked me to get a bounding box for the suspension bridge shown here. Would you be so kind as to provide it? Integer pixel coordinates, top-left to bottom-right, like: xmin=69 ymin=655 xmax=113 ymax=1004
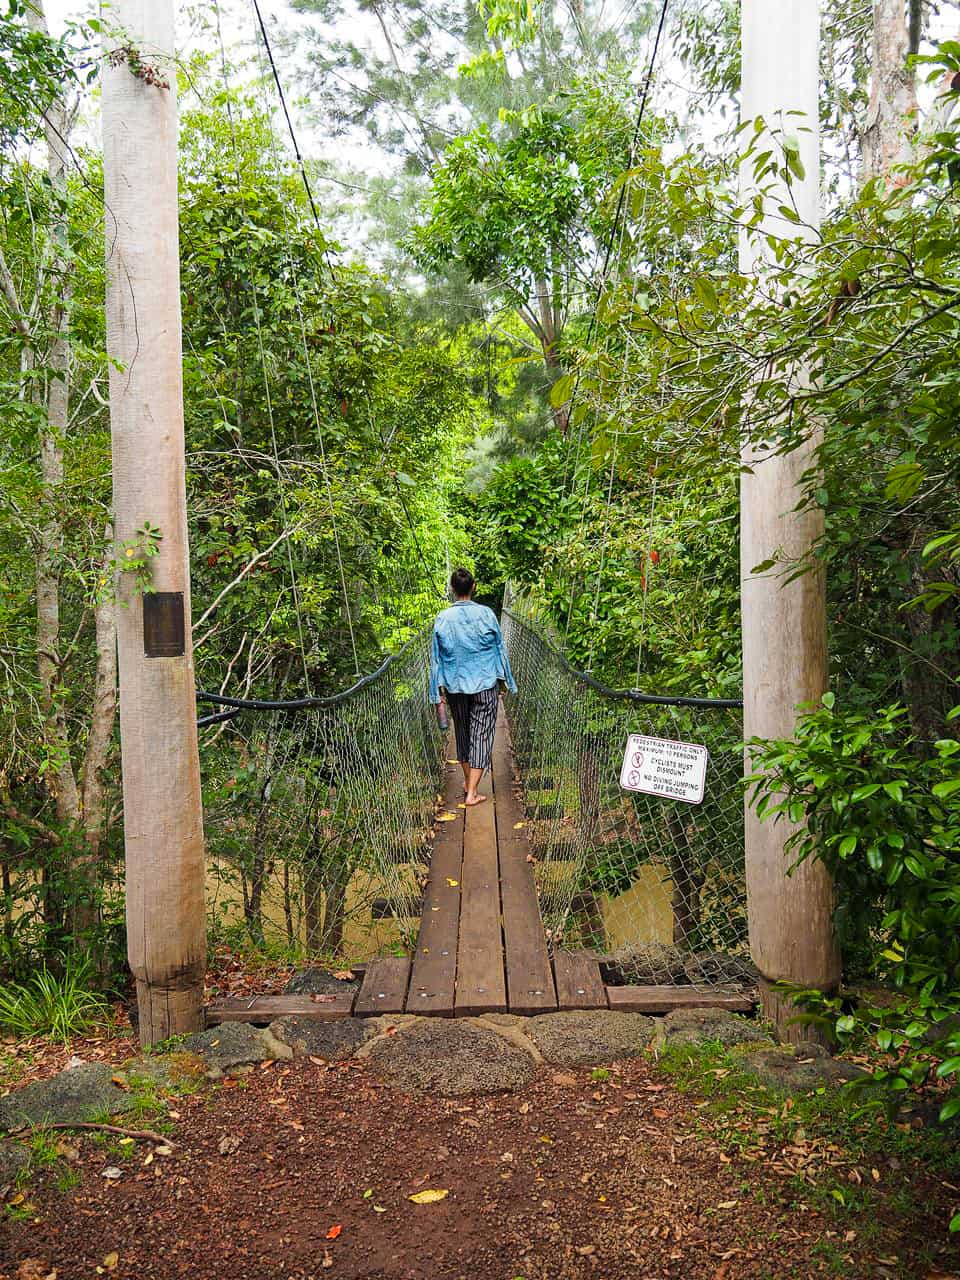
xmin=195 ymin=602 xmax=754 ymax=1027
xmin=98 ymin=0 xmax=839 ymax=1048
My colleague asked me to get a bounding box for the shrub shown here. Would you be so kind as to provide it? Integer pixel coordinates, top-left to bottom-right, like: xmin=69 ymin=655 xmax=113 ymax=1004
xmin=0 ymin=957 xmax=111 ymax=1042
xmin=747 ymin=695 xmax=960 ymax=1126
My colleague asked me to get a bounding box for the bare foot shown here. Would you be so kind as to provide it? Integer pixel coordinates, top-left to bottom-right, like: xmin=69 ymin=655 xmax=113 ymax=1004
xmin=464 ymin=793 xmax=488 ymax=806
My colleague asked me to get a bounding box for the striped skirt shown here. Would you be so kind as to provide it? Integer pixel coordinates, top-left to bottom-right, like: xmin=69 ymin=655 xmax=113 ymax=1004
xmin=444 ymin=685 xmax=499 ymax=770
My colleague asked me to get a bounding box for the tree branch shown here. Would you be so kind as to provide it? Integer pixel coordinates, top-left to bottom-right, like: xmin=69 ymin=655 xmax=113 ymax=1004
xmin=192 ymin=525 xmax=301 ymax=646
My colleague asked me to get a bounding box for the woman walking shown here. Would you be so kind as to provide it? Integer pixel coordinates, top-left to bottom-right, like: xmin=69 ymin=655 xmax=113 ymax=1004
xmin=429 ymin=568 xmax=517 ymax=806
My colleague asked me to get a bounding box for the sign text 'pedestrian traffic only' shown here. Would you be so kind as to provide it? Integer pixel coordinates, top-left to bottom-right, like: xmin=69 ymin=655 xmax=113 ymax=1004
xmin=619 ymin=734 xmax=709 ymax=805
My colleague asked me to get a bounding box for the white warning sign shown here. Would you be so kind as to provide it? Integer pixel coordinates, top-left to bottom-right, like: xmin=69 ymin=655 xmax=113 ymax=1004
xmin=619 ymin=734 xmax=709 ymax=805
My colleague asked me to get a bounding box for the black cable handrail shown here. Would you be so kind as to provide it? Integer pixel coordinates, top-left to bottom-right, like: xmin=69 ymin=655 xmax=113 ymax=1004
xmin=196 ymin=627 xmax=428 ymax=721
xmin=503 ymin=609 xmax=743 ymax=710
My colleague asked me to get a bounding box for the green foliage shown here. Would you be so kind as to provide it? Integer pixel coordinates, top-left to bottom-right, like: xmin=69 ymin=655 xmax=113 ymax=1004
xmin=748 ymin=696 xmax=960 ymax=1122
xmin=0 ymin=958 xmax=111 ymax=1043
xmin=748 ymin=696 xmax=960 ymax=992
xmin=410 ymin=89 xmax=632 ymax=303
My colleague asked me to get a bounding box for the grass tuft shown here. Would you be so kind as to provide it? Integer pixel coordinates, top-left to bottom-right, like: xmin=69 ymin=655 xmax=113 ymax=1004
xmin=0 ymin=959 xmax=110 ymax=1043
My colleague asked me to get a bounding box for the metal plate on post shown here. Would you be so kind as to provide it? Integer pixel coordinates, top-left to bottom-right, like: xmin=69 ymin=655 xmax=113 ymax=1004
xmin=143 ymin=591 xmax=185 ymax=657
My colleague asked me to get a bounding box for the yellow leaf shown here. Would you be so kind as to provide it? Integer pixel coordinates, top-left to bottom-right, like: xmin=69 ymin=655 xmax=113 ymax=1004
xmin=513 ymin=822 xmax=525 ymax=829
xmin=408 ymin=1188 xmax=449 ymax=1204
xmin=102 ymin=1253 xmax=119 ymax=1272
xmin=717 ymin=1200 xmax=739 ymax=1210
xmin=446 ymin=878 xmax=459 ymax=887
xmin=446 ymin=759 xmax=459 ymax=765
xmin=436 ymin=813 xmax=457 ymax=822
xmin=373 ymin=1204 xmax=386 ymax=1213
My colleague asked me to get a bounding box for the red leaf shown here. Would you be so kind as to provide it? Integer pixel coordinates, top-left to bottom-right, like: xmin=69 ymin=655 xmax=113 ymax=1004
xmin=326 ymin=1224 xmax=342 ymax=1240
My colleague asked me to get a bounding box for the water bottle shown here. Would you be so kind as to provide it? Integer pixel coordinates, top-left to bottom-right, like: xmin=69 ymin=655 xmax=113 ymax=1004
xmin=436 ymin=700 xmax=449 ymax=732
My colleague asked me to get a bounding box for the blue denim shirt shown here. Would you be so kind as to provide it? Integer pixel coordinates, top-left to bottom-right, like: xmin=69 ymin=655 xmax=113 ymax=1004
xmin=429 ymin=601 xmax=518 ymax=703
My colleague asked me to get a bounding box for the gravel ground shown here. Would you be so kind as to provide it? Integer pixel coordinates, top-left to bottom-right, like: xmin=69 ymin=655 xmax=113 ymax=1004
xmin=2 ymin=1052 xmax=957 ymax=1280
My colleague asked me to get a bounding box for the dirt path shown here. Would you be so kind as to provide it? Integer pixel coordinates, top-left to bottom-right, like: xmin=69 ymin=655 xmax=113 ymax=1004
xmin=2 ymin=1052 xmax=955 ymax=1280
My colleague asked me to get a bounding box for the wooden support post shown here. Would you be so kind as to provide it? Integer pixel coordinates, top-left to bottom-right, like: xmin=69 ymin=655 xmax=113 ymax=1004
xmin=739 ymin=0 xmax=840 ymax=1040
xmin=103 ymin=1 xmax=206 ymax=1044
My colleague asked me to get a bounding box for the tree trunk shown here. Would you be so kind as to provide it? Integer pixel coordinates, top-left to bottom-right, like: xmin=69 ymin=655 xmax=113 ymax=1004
xmin=27 ymin=3 xmax=81 ymax=834
xmin=103 ymin=0 xmax=206 ymax=1044
xmin=740 ymin=0 xmax=841 ymax=1042
xmin=861 ymin=0 xmax=918 ymax=182
xmin=668 ymin=808 xmax=703 ymax=949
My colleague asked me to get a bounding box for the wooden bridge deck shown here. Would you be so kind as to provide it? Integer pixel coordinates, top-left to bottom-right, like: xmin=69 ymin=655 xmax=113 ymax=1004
xmin=207 ymin=708 xmax=756 ymax=1027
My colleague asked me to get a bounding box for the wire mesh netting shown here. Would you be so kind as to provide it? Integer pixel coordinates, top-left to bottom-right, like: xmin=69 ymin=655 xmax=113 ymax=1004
xmin=502 ymin=602 xmax=755 ymax=991
xmin=197 ymin=629 xmax=444 ymax=961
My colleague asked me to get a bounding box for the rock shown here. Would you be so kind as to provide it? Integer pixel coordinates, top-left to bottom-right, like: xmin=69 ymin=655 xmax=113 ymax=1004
xmin=270 ymin=1016 xmax=375 ymax=1060
xmin=604 ymin=943 xmax=688 ymax=986
xmin=526 ymin=1011 xmax=654 ymax=1067
xmin=178 ymin=1022 xmax=291 ymax=1075
xmin=654 ymin=1006 xmax=771 ymax=1050
xmin=365 ymin=1019 xmax=536 ymax=1095
xmin=0 ymin=1139 xmax=29 ymax=1189
xmin=922 ymin=1013 xmax=960 ymax=1048
xmin=471 ymin=1016 xmax=543 ymax=1063
xmin=285 ymin=968 xmax=361 ymax=997
xmin=733 ymin=1042 xmax=870 ymax=1094
xmin=121 ymin=1051 xmax=208 ymax=1092
xmin=603 ymin=943 xmax=757 ymax=989
xmin=0 ymin=1063 xmax=137 ymax=1132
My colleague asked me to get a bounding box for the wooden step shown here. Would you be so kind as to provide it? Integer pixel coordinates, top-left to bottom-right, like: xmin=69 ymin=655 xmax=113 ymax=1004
xmin=355 ymin=956 xmax=411 ymax=1015
xmin=553 ymin=951 xmax=607 ymax=1010
xmin=605 ymin=986 xmax=756 ymax=1013
xmin=205 ymin=993 xmax=355 ymax=1025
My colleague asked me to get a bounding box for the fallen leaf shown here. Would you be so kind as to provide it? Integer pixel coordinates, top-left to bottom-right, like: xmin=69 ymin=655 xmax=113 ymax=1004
xmin=513 ymin=822 xmax=525 ymax=829
xmin=408 ymin=1188 xmax=449 ymax=1204
xmin=16 ymin=1262 xmax=57 ymax=1280
xmin=321 ymin=1250 xmax=334 ymax=1269
xmin=716 ymin=1200 xmax=739 ymax=1210
xmin=333 ymin=970 xmax=355 ymax=981
xmin=102 ymin=1254 xmax=119 ymax=1272
xmin=437 ymin=813 xmax=458 ymax=822
xmin=374 ymin=1205 xmax=386 ymax=1213
xmin=101 ymin=1166 xmax=122 ymax=1181
xmin=154 ymin=1145 xmax=173 ymax=1157
xmin=446 ymin=878 xmax=459 ymax=887
xmin=577 ymin=1245 xmax=595 ymax=1256
xmin=218 ymin=1134 xmax=241 ymax=1156
xmin=326 ymin=1224 xmax=343 ymax=1240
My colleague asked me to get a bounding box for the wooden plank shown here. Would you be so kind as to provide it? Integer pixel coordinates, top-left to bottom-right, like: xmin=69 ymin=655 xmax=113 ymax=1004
xmin=355 ymin=957 xmax=411 ymax=1016
xmin=205 ymin=993 xmax=354 ymax=1025
xmin=455 ymin=766 xmax=506 ymax=1016
xmin=553 ymin=951 xmax=608 ymax=1010
xmin=407 ymin=759 xmax=464 ymax=1016
xmin=492 ymin=713 xmax=556 ymax=1015
xmin=605 ymin=986 xmax=757 ymax=1013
